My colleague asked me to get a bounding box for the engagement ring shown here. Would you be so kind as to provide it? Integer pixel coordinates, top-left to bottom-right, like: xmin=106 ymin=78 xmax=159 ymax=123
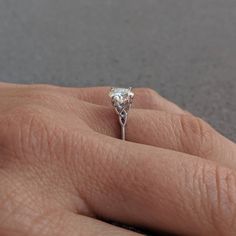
xmin=109 ymin=87 xmax=134 ymax=140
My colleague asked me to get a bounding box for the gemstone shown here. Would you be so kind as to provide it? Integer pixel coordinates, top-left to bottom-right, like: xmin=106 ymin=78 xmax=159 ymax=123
xmin=109 ymin=87 xmax=134 ymax=106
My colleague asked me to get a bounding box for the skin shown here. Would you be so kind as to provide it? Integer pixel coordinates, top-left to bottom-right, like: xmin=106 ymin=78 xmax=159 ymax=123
xmin=0 ymin=82 xmax=236 ymax=236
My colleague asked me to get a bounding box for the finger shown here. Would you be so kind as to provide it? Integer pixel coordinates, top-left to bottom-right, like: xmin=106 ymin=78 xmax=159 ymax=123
xmin=71 ymin=133 xmax=236 ymax=236
xmin=83 ymin=105 xmax=236 ymax=170
xmin=0 ymin=83 xmax=185 ymax=114
xmin=0 ymin=209 xmax=141 ymax=236
xmin=70 ymin=87 xmax=185 ymax=114
xmin=0 ymin=82 xmax=20 ymax=87
xmin=0 ymin=85 xmax=234 ymax=170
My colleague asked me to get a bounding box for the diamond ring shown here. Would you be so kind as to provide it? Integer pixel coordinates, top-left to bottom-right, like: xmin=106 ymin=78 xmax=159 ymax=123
xmin=109 ymin=87 xmax=134 ymax=140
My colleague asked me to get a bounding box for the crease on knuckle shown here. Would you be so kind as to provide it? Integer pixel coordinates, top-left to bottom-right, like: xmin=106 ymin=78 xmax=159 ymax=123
xmin=27 ymin=88 xmax=60 ymax=105
xmin=179 ymin=114 xmax=214 ymax=157
xmin=142 ymin=88 xmax=159 ymax=100
xmin=214 ymin=167 xmax=236 ymax=234
xmin=14 ymin=86 xmax=66 ymax=109
xmin=7 ymin=105 xmax=52 ymax=160
xmin=194 ymin=163 xmax=236 ymax=235
xmin=137 ymin=88 xmax=159 ymax=106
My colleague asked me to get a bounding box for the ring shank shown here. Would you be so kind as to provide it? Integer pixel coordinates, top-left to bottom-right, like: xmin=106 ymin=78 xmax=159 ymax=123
xmin=119 ymin=111 xmax=128 ymax=140
xmin=121 ymin=125 xmax=126 ymax=140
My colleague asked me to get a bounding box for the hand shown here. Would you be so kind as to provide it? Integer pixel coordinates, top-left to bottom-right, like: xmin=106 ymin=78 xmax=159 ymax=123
xmin=0 ymin=83 xmax=235 ymax=236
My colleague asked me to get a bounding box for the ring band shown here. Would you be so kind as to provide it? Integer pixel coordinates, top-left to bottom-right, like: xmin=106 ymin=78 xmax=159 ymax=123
xmin=109 ymin=87 xmax=134 ymax=140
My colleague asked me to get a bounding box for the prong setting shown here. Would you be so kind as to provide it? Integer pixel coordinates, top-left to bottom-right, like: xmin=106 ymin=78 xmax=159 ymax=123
xmin=109 ymin=87 xmax=134 ymax=113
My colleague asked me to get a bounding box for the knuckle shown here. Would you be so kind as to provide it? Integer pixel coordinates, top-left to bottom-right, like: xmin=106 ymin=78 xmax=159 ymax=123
xmin=215 ymin=168 xmax=236 ymax=234
xmin=0 ymin=104 xmax=51 ymax=158
xmin=11 ymin=104 xmax=47 ymax=125
xmin=179 ymin=114 xmax=214 ymax=157
xmin=23 ymin=86 xmax=54 ymax=100
xmin=18 ymin=85 xmax=64 ymax=106
xmin=136 ymin=88 xmax=160 ymax=108
xmin=29 ymin=83 xmax=58 ymax=90
xmin=193 ymin=163 xmax=236 ymax=234
xmin=140 ymin=88 xmax=159 ymax=100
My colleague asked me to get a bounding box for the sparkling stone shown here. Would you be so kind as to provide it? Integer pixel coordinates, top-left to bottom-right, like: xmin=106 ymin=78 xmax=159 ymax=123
xmin=109 ymin=87 xmax=134 ymax=106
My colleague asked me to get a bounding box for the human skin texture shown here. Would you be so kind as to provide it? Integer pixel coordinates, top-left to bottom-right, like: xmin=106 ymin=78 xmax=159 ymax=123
xmin=0 ymin=82 xmax=235 ymax=236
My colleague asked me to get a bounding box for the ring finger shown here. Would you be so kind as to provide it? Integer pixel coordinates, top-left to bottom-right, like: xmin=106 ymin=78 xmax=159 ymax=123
xmin=0 ymin=83 xmax=185 ymax=114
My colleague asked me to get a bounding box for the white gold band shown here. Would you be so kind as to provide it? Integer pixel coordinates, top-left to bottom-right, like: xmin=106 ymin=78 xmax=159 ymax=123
xmin=109 ymin=87 xmax=134 ymax=140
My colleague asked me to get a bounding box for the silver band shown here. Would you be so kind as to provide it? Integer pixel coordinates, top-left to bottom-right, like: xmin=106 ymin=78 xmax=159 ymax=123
xmin=109 ymin=87 xmax=134 ymax=140
xmin=119 ymin=109 xmax=127 ymax=140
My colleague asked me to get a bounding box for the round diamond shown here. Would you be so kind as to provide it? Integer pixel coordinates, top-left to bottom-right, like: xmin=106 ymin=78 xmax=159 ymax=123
xmin=109 ymin=87 xmax=134 ymax=105
xmin=109 ymin=87 xmax=134 ymax=114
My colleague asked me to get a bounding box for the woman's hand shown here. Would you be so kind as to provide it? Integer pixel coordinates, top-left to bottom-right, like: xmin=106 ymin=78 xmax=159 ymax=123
xmin=0 ymin=82 xmax=235 ymax=236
